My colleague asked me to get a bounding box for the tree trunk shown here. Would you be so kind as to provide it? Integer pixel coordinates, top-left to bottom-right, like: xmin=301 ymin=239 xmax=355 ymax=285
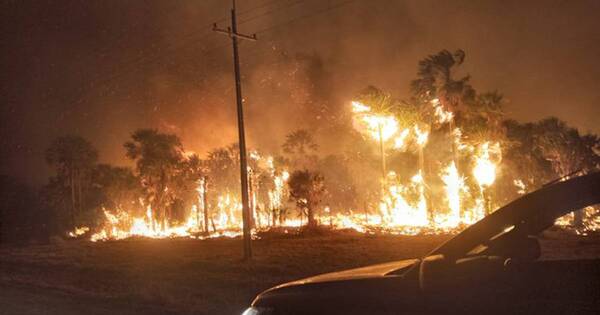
xmin=306 ymin=206 xmax=316 ymax=227
xmin=422 ymin=146 xmax=434 ymax=225
xmin=158 ymin=170 xmax=167 ymax=230
xmin=196 ymin=200 xmax=201 ymax=230
xmin=248 ymin=174 xmax=255 ymax=229
xmin=279 ymin=208 xmax=285 ymax=225
xmin=77 ymin=169 xmax=83 ymax=215
xmin=70 ymin=168 xmax=76 ymax=226
xmin=573 ymin=209 xmax=584 ymax=228
xmin=210 ymin=217 xmax=216 ymax=233
xmin=203 ymin=177 xmax=209 ymax=234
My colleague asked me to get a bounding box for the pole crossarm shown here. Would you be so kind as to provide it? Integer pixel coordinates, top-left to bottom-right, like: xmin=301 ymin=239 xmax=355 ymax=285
xmin=213 ymin=24 xmax=257 ymax=41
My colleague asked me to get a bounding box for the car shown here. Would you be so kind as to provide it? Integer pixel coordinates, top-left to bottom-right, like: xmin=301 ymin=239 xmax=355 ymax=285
xmin=243 ymin=172 xmax=600 ymax=314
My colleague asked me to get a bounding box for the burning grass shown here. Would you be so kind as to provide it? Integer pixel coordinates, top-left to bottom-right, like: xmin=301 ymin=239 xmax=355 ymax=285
xmin=55 ymin=96 xmax=598 ymax=243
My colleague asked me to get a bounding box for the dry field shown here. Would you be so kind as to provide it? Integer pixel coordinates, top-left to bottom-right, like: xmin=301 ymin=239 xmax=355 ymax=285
xmin=0 ymin=230 xmax=598 ymax=315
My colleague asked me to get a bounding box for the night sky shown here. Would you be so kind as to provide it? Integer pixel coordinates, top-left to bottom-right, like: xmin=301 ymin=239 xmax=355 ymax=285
xmin=2 ymin=0 xmax=599 ymax=185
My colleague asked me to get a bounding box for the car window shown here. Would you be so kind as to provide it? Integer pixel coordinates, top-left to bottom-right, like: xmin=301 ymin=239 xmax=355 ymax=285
xmin=539 ymin=206 xmax=600 ymax=260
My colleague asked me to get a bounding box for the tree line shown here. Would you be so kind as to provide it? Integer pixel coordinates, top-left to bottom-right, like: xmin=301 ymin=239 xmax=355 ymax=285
xmin=2 ymin=49 xmax=598 ymax=244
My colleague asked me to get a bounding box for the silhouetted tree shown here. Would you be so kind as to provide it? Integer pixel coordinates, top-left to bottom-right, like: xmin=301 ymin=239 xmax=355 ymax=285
xmin=533 ymin=118 xmax=598 ymax=176
xmin=411 ymin=49 xmax=475 ymax=114
xmin=92 ymin=164 xmax=141 ymax=213
xmin=355 ymin=86 xmax=399 ymax=116
xmin=124 ymin=129 xmax=184 ymax=229
xmin=206 ymin=144 xmax=239 ymax=196
xmin=288 ymin=169 xmax=326 ymax=227
xmin=532 ymin=117 xmax=600 ymax=226
xmin=282 ymin=129 xmax=318 ymax=168
xmin=45 ymin=135 xmax=98 ymax=226
xmin=318 ymin=155 xmax=357 ymax=213
xmin=497 ymin=120 xmax=555 ymax=204
xmin=176 ymin=154 xmax=206 ymax=226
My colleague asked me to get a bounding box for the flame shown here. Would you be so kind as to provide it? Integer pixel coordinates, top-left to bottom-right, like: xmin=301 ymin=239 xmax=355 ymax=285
xmin=513 ymin=179 xmax=526 ymax=195
xmin=75 ymin=101 xmax=595 ymax=240
xmin=87 ymin=156 xmax=294 ymax=241
xmin=555 ymin=206 xmax=600 ymax=235
xmin=351 ymin=101 xmax=398 ymax=142
xmin=473 ymin=142 xmax=498 ymax=187
xmin=439 ymin=162 xmax=464 ymax=228
xmin=67 ymin=226 xmax=89 ymax=237
xmin=393 ymin=129 xmax=410 ymax=150
xmin=379 ymin=171 xmax=428 ymax=228
xmin=432 ymin=98 xmax=454 ymax=123
xmin=351 ymin=101 xmax=371 ymax=113
xmin=414 ymin=125 xmax=429 ymax=147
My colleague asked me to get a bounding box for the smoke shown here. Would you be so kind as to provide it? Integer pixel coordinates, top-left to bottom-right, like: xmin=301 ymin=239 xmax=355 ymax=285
xmin=2 ymin=0 xmax=599 ymax=185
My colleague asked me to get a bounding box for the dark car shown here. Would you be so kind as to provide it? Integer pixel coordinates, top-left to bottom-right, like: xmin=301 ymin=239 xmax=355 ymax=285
xmin=243 ymin=172 xmax=600 ymax=315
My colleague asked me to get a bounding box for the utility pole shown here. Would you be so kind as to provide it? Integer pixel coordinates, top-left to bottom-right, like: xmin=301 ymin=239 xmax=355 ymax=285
xmin=213 ymin=0 xmax=257 ymax=260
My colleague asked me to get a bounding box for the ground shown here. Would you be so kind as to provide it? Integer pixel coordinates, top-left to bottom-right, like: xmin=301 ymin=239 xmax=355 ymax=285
xmin=1 ymin=230 xmax=599 ymax=315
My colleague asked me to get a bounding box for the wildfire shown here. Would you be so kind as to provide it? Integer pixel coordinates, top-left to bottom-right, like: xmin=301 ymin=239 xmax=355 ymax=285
xmin=432 ymin=98 xmax=454 ymax=124
xmin=65 ymin=99 xmax=596 ymax=242
xmin=414 ymin=125 xmax=429 ymax=147
xmin=67 ymin=226 xmax=89 ymax=238
xmin=379 ymin=171 xmax=429 ymax=228
xmin=393 ymin=128 xmax=410 ymax=150
xmin=473 ymin=142 xmax=499 ymax=187
xmin=555 ymin=206 xmax=600 ymax=236
xmin=439 ymin=162 xmax=464 ymax=228
xmin=513 ymin=179 xmax=526 ymax=195
xmin=351 ymin=101 xmax=398 ymax=142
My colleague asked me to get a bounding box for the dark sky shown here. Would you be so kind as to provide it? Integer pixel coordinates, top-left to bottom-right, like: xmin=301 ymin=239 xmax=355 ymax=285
xmin=2 ymin=0 xmax=599 ymax=185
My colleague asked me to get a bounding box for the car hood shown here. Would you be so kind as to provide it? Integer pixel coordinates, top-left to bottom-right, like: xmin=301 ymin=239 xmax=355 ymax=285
xmin=253 ymin=259 xmax=419 ymax=311
xmin=270 ymin=259 xmax=417 ymax=289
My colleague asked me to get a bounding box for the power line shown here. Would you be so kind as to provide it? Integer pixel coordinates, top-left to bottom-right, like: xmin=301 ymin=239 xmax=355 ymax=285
xmin=59 ymin=0 xmax=356 ymax=107
xmin=63 ymin=1 xmax=295 ymax=104
xmin=214 ymin=0 xmax=287 ymax=25
xmin=119 ymin=0 xmax=357 ymax=102
xmin=66 ymin=1 xmax=312 ymax=104
xmin=255 ymin=0 xmax=355 ymax=34
xmin=238 ymin=0 xmax=305 ymax=24
xmin=199 ymin=0 xmax=357 ymax=75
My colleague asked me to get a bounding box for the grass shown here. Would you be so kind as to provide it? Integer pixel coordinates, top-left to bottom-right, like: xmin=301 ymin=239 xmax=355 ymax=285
xmin=0 ymin=231 xmax=449 ymax=314
xmin=1 ymin=229 xmax=598 ymax=314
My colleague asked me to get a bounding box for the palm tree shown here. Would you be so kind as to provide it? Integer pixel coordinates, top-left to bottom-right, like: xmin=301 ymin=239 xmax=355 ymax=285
xmin=176 ymin=154 xmax=206 ymax=231
xmin=206 ymin=145 xmax=239 ymax=195
xmin=411 ymin=49 xmax=475 ymax=113
xmin=92 ymin=164 xmax=140 ymax=212
xmin=282 ymin=129 xmax=318 ymax=169
xmin=124 ymin=129 xmax=184 ymax=229
xmin=45 ymin=135 xmax=98 ymax=226
xmin=282 ymin=129 xmax=318 ymax=155
xmin=353 ymin=86 xmax=402 ymax=181
xmin=533 ymin=118 xmax=600 ymax=227
xmin=288 ymin=169 xmax=326 ymax=227
xmin=355 ymin=86 xmax=399 ymax=116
